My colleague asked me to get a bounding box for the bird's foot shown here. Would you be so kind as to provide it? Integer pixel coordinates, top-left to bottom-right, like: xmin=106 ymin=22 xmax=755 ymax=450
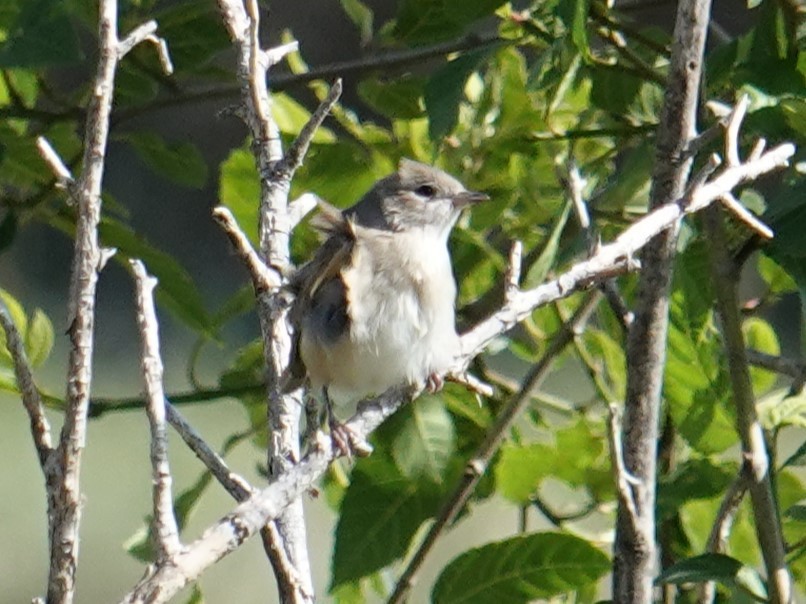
xmin=329 ymin=417 xmax=373 ymax=458
xmin=426 ymin=372 xmax=444 ymax=393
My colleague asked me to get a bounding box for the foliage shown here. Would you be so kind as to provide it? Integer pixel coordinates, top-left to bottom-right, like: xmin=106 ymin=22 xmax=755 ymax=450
xmin=1 ymin=0 xmax=805 ymax=601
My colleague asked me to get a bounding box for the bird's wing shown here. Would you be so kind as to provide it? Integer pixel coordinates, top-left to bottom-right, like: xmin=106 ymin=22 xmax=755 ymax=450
xmin=282 ymin=202 xmax=356 ymax=392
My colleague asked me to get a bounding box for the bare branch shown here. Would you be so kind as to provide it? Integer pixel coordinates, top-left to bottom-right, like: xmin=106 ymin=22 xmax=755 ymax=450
xmin=725 ymin=95 xmax=749 ymax=167
xmin=280 ymin=78 xmax=343 ymax=177
xmin=746 ymin=349 xmax=806 ymax=394
xmin=0 ymin=302 xmax=54 ymax=469
xmin=704 ymin=205 xmax=792 ymax=602
xmin=49 ymin=1 xmax=121 ymax=600
xmin=131 ymin=261 xmax=181 ymax=560
xmin=117 ymin=21 xmax=174 ymax=74
xmin=263 ymin=41 xmax=299 ymax=69
xmin=718 ymin=193 xmax=773 ymax=239
xmin=698 ymin=470 xmax=750 ymax=604
xmin=288 ymin=193 xmax=320 ymax=228
xmin=615 ymin=0 xmax=712 ymax=600
xmin=36 ymin=137 xmax=75 ymax=189
xmin=607 ymin=403 xmax=640 ymax=523
xmin=212 ymin=207 xmax=281 ymax=291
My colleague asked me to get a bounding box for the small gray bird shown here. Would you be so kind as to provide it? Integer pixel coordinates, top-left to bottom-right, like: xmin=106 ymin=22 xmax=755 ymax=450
xmin=285 ymin=158 xmax=488 ymax=449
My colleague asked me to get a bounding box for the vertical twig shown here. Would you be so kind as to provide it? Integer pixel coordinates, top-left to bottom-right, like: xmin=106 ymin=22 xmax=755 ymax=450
xmin=614 ymin=0 xmax=712 ymax=601
xmin=704 ymin=206 xmax=792 ymax=603
xmin=214 ymin=1 xmax=342 ymax=601
xmin=132 ymin=261 xmax=182 ymax=560
xmin=32 ymin=4 xmax=173 ymax=601
xmin=47 ymin=1 xmax=119 ymax=601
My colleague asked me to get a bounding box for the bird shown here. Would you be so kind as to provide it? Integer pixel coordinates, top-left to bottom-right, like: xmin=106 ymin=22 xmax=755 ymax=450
xmin=284 ymin=158 xmax=488 ymax=452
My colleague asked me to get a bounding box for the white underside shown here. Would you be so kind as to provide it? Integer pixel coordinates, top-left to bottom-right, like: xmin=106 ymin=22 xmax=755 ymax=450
xmin=301 ymin=229 xmax=459 ymax=404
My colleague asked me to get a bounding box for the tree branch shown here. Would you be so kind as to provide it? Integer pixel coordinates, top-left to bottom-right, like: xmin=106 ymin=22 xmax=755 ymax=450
xmin=0 ymin=302 xmax=54 ymax=469
xmin=704 ymin=205 xmax=792 ymax=603
xmin=131 ymin=261 xmax=181 ymax=560
xmin=215 ymin=0 xmax=324 ymax=600
xmin=32 ymin=5 xmax=172 ymax=601
xmin=614 ymin=0 xmax=712 ymax=600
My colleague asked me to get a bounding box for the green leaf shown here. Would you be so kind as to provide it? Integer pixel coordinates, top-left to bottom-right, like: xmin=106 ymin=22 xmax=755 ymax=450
xmin=757 ymin=254 xmax=797 ymax=294
xmin=389 ymin=396 xmax=456 ymax=483
xmin=340 ymin=0 xmax=373 ymax=46
xmin=98 ymin=217 xmax=213 ymax=336
xmin=557 ymin=0 xmax=591 ymax=60
xmin=0 ymin=288 xmax=26 ymax=367
xmin=786 ymin=504 xmax=806 ymax=522
xmin=0 ymin=0 xmax=81 ymax=67
xmin=425 ymin=48 xmax=495 ymax=142
xmin=657 ymin=459 xmax=737 ymax=520
xmin=0 ymin=211 xmax=17 ymax=253
xmin=183 ymin=584 xmax=204 ymax=604
xmin=393 ymin=0 xmax=506 ymax=43
xmin=432 ymin=533 xmax=609 ymax=603
xmin=123 ymin=132 xmax=208 ymax=189
xmin=155 ymin=1 xmax=231 ymax=71
xmin=24 ymin=308 xmax=54 ymax=368
xmin=358 ymin=75 xmax=425 ymax=120
xmin=331 ymin=455 xmax=443 ymax=588
xmin=783 ymin=438 xmax=806 ymax=468
xmin=656 ymin=553 xmax=768 ymax=602
xmin=114 ymin=65 xmax=158 ymax=105
xmin=219 ymin=147 xmax=260 ymax=245
xmin=523 ymin=202 xmax=571 ymax=288
xmin=742 ymin=317 xmax=780 ymax=394
xmin=496 ymin=443 xmax=552 ymax=504
xmin=757 ymin=388 xmax=806 ymax=429
xmin=272 ymin=93 xmax=335 ymax=142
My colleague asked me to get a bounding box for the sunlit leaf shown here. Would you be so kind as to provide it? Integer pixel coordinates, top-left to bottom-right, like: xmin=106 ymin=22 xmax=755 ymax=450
xmin=432 ymin=533 xmax=609 ymax=603
xmin=331 ymin=455 xmax=443 ymax=588
xmin=657 ymin=554 xmax=767 ymax=602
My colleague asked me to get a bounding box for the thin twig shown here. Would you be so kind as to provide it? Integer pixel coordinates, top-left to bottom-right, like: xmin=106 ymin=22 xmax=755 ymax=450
xmin=35 ymin=137 xmax=75 ymax=189
xmin=0 ymin=303 xmax=54 ymax=468
xmin=216 ymin=0 xmax=317 ymax=600
xmin=746 ymin=349 xmax=806 ymax=394
xmin=212 ymin=207 xmax=281 ymax=291
xmin=697 ymin=469 xmax=750 ymax=604
xmin=279 ymin=79 xmax=343 ymax=178
xmin=387 ymin=292 xmax=602 ymax=604
xmin=132 ymin=260 xmax=181 ymax=560
xmin=704 ymin=205 xmax=792 ymax=603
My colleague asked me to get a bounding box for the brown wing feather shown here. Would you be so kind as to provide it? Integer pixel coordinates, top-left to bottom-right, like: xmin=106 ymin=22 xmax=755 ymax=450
xmin=282 ymin=202 xmax=356 ymax=392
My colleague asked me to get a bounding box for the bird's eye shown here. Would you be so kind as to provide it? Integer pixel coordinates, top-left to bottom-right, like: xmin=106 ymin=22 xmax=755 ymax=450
xmin=415 ymin=184 xmax=436 ymax=198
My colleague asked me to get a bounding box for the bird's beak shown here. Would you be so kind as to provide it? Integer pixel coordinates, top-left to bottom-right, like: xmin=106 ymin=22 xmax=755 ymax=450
xmin=452 ymin=190 xmax=489 ymax=209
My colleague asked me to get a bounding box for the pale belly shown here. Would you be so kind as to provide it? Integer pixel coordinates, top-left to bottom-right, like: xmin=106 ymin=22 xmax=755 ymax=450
xmin=300 ymin=284 xmax=458 ymax=404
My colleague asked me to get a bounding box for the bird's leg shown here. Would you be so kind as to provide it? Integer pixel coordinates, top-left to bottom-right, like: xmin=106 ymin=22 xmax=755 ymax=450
xmin=302 ymin=391 xmax=321 ymax=452
xmin=324 ymin=387 xmax=372 ymax=457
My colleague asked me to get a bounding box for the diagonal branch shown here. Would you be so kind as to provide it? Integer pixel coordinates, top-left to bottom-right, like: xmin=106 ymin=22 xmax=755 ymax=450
xmin=0 ymin=302 xmax=54 ymax=469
